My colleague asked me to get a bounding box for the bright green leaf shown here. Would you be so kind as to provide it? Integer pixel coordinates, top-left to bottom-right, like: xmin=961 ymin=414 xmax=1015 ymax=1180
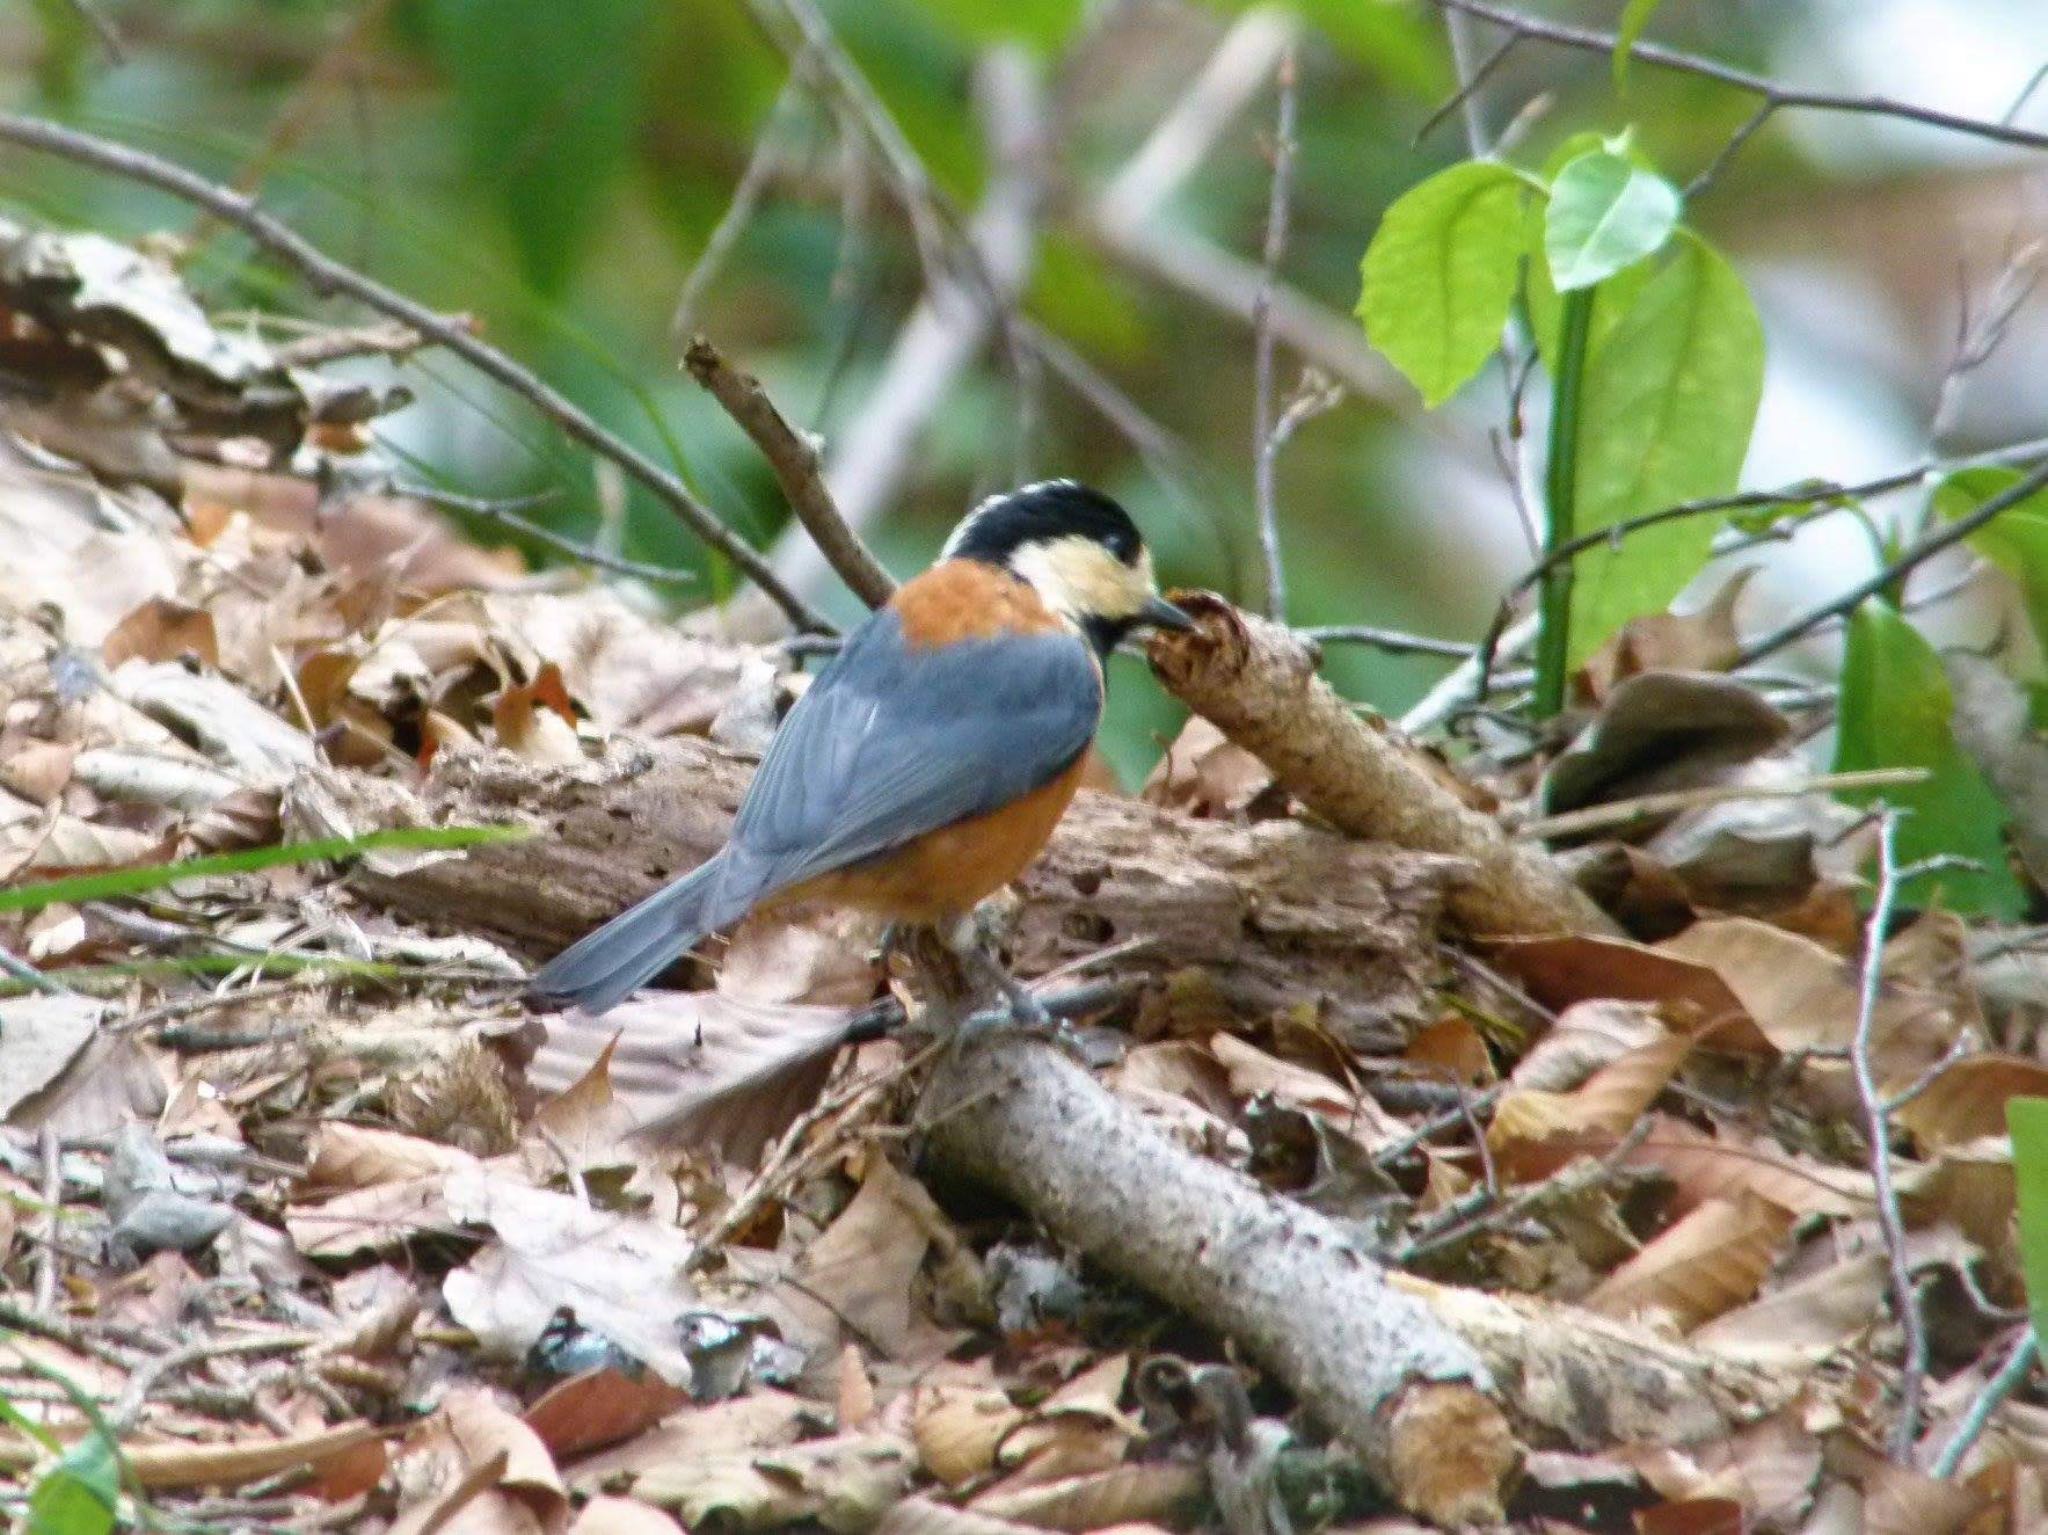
xmin=1835 ymin=601 xmax=2026 ymax=919
xmin=422 ymin=0 xmax=656 ymax=294
xmin=1524 ymin=194 xmax=1653 ymax=365
xmin=2008 ymin=1096 xmax=2048 ymax=1334
xmin=29 ymin=1431 xmax=117 ymax=1535
xmin=1544 ymin=149 xmax=1682 ymax=291
xmin=1358 ymin=160 xmax=1526 ymax=407
xmin=1567 ymin=238 xmax=1764 ymax=665
xmin=1933 ymin=467 xmax=2048 ymax=648
xmin=1613 ymin=0 xmax=1666 ymax=89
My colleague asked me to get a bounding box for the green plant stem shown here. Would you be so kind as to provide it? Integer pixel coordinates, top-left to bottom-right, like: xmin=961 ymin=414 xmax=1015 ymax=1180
xmin=1534 ymin=286 xmax=1595 ymax=716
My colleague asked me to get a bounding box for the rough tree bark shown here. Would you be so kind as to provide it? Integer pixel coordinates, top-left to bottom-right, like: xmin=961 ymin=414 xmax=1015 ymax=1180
xmin=920 ymin=1029 xmax=1791 ymax=1525
xmin=289 ymin=737 xmax=1465 ymax=1048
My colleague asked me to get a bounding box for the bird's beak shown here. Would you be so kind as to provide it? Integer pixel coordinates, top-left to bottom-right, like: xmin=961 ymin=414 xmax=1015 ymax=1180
xmin=1139 ymin=594 xmax=1195 ymax=632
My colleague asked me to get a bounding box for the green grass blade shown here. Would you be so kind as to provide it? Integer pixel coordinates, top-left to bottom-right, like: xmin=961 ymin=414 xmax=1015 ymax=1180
xmin=0 ymin=825 xmax=529 ymax=916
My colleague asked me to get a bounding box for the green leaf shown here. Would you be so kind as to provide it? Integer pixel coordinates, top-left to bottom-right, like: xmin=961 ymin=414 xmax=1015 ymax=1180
xmin=0 ymin=825 xmax=530 ymax=916
xmin=1613 ymin=0 xmax=1666 ymax=90
xmin=1544 ymin=149 xmax=1682 ymax=291
xmin=29 ymin=1432 xmax=117 ymax=1535
xmin=1834 ymin=601 xmax=2026 ymax=919
xmin=2008 ymin=1096 xmax=2048 ymax=1335
xmin=1524 ymin=194 xmax=1653 ymax=365
xmin=1358 ymin=160 xmax=1526 ymax=407
xmin=1933 ymin=467 xmax=2048 ymax=648
xmin=1567 ymin=238 xmax=1764 ymax=665
xmin=915 ymin=0 xmax=1084 ymax=50
xmin=422 ymin=0 xmax=657 ymax=294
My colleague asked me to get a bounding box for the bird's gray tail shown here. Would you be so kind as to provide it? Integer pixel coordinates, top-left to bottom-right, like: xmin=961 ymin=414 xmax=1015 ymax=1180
xmin=527 ymin=853 xmax=753 ymax=1015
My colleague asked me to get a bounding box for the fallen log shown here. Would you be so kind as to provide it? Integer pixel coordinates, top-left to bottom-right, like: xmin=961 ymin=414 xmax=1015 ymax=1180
xmin=920 ymin=1028 xmax=1793 ymax=1525
xmin=289 ymin=737 xmax=1466 ymax=1048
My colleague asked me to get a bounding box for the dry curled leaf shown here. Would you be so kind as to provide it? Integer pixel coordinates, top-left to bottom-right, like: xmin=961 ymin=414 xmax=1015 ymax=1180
xmin=1584 ymin=1194 xmax=1793 ymax=1333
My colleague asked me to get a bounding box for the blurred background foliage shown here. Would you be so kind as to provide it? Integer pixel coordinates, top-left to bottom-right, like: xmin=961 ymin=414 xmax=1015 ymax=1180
xmin=7 ymin=0 xmax=2048 ymax=782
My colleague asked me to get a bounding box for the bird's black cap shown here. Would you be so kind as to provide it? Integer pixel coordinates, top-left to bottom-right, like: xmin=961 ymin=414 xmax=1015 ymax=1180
xmin=943 ymin=479 xmax=1144 ymax=568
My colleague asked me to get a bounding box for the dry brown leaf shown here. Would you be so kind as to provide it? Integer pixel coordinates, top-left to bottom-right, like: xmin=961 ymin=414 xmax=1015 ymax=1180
xmin=568 ymin=1496 xmax=688 ymax=1535
xmin=1691 ymin=1250 xmax=1888 ymax=1363
xmin=524 ymin=1036 xmax=639 ymax=1178
xmin=443 ymin=1387 xmax=567 ymax=1520
xmin=522 ymin=1368 xmax=692 ymax=1464
xmin=1487 ymin=934 xmax=1767 ymax=1049
xmin=102 ymin=595 xmax=220 ymax=669
xmin=913 ymin=1381 xmax=1027 ymax=1486
xmin=1509 ymin=999 xmax=1670 ymax=1093
xmin=1403 ymin=1015 xmax=1495 ymax=1086
xmin=1209 ymin=1032 xmax=1405 ymax=1149
xmin=1585 ymin=1194 xmax=1792 ymax=1332
xmin=7 ymin=1023 xmax=169 ymax=1139
xmin=530 ymin=992 xmax=856 ymax=1165
xmin=1833 ymin=1437 xmax=1991 ymax=1535
xmin=1631 ymin=1115 xmax=1874 ymax=1220
xmin=0 ymin=738 xmax=78 ymax=804
xmin=967 ymin=1463 xmax=1204 ymax=1531
xmin=441 ymin=1168 xmax=698 ymax=1384
xmin=306 ymin=1121 xmax=483 ymax=1190
xmin=774 ymin=1156 xmax=946 ymax=1362
xmin=121 ymin=1420 xmax=382 ymax=1490
xmin=718 ymin=908 xmax=885 ymax=1008
xmin=627 ymin=1431 xmax=916 ymax=1531
xmin=877 ymin=1496 xmax=1046 ymax=1535
xmin=285 ymin=1173 xmax=459 ymax=1259
xmin=0 ymin=992 xmax=105 ymax=1120
xmin=563 ymin=1391 xmax=820 ymax=1491
xmin=1141 ymin=715 xmax=1278 ymax=820
xmin=1893 ymin=1053 xmax=2048 ymax=1152
xmin=1902 ymin=1135 xmax=2015 ymax=1251
xmin=1489 ymin=1030 xmax=1692 ymax=1171
xmin=1577 ymin=572 xmax=1756 ymax=705
xmin=1632 ymin=1498 xmax=1746 ymax=1535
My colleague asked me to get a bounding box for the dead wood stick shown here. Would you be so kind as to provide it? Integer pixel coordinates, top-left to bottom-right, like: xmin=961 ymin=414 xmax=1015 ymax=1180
xmin=1148 ymin=593 xmax=1617 ymax=939
xmin=684 ymin=337 xmax=898 ymax=610
xmin=922 ymin=1030 xmax=1791 ymax=1522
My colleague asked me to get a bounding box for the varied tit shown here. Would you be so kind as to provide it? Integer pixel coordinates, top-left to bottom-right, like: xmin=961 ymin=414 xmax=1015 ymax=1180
xmin=528 ymin=479 xmax=1192 ymax=1015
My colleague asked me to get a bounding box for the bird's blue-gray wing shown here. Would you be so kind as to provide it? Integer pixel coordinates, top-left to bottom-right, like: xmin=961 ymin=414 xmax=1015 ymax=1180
xmin=724 ymin=608 xmax=1101 ymax=895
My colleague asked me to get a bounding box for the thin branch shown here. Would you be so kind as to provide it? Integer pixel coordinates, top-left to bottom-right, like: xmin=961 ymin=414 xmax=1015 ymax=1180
xmin=1432 ymin=0 xmax=2048 ymax=158
xmin=401 ymin=486 xmax=698 ymax=587
xmin=1850 ymin=813 xmax=1928 ymax=1462
xmin=0 ymin=112 xmax=833 ymax=635
xmin=1516 ymin=768 xmax=1931 ymax=842
xmin=34 ymin=1127 xmax=60 ymax=1317
xmin=1298 ymin=624 xmax=1472 ymax=660
xmin=1416 ymin=31 xmax=1520 ymax=146
xmin=1738 ymin=458 xmax=2048 ymax=665
xmin=685 ymin=336 xmax=896 ymax=609
xmin=669 ymin=62 xmax=813 ymax=343
xmin=1932 ymin=1327 xmax=2039 ymax=1478
xmin=1250 ymin=47 xmax=1300 ymax=619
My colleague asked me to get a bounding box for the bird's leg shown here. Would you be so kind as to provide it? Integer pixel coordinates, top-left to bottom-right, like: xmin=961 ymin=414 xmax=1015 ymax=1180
xmin=942 ymin=909 xmax=1055 ymax=1034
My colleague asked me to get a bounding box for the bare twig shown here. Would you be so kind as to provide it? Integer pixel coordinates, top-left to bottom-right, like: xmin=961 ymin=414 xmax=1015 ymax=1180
xmin=0 ymin=112 xmax=831 ymax=634
xmin=403 ymin=486 xmax=698 ymax=587
xmin=1250 ymin=47 xmax=1300 ymax=619
xmin=1850 ymin=813 xmax=1928 ymax=1461
xmin=1299 ymin=623 xmax=1471 ymax=659
xmin=1431 ymin=0 xmax=2048 ymax=159
xmin=34 ymin=1127 xmax=60 ymax=1316
xmin=1738 ymin=458 xmax=2048 ymax=665
xmin=1515 ymin=768 xmax=1931 ymax=841
xmin=1932 ymin=1327 xmax=2039 ymax=1478
xmin=1404 ymin=612 xmax=1539 ymax=734
xmin=670 ymin=65 xmax=813 ymax=343
xmin=757 ymin=46 xmax=1045 ymax=617
xmin=685 ymin=337 xmax=896 ymax=609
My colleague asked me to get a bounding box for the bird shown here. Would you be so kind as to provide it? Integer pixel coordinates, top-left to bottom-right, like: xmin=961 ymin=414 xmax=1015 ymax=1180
xmin=528 ymin=479 xmax=1192 ymax=1016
